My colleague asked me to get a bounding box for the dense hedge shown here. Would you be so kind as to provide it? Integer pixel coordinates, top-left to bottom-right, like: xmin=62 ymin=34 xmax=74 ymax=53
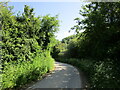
xmin=2 ymin=51 xmax=54 ymax=89
xmin=0 ymin=2 xmax=59 ymax=89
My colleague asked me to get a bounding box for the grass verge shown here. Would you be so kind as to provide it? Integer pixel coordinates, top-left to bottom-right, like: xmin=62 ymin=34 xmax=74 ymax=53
xmin=1 ymin=51 xmax=55 ymax=90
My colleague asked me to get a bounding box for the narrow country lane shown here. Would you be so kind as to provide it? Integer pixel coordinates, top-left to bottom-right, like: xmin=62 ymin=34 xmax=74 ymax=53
xmin=26 ymin=62 xmax=87 ymax=89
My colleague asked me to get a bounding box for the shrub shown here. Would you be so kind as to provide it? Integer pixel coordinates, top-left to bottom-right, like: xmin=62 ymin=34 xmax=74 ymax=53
xmin=1 ymin=51 xmax=54 ymax=89
xmin=59 ymin=58 xmax=120 ymax=88
xmin=0 ymin=3 xmax=58 ymax=90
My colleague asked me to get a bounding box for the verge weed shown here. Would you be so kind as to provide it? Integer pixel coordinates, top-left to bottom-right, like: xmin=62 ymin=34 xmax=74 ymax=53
xmin=1 ymin=51 xmax=55 ymax=90
xmin=59 ymin=58 xmax=120 ymax=88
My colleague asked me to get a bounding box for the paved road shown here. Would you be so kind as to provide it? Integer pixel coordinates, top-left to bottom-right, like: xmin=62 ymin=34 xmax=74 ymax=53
xmin=27 ymin=62 xmax=87 ymax=89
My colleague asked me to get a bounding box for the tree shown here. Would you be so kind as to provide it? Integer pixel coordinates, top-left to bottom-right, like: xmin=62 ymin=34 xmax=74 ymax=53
xmin=72 ymin=2 xmax=120 ymax=61
xmin=1 ymin=4 xmax=59 ymax=63
xmin=61 ymin=34 xmax=76 ymax=44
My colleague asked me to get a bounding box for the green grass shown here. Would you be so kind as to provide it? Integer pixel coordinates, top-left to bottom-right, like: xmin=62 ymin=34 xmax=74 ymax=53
xmin=1 ymin=51 xmax=55 ymax=90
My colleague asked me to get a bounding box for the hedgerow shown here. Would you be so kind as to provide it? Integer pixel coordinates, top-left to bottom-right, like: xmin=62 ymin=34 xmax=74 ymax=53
xmin=1 ymin=51 xmax=54 ymax=89
xmin=59 ymin=58 xmax=120 ymax=88
xmin=0 ymin=2 xmax=59 ymax=89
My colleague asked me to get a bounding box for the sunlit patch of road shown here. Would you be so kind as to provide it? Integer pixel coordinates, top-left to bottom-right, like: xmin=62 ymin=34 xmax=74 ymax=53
xmin=27 ymin=62 xmax=85 ymax=89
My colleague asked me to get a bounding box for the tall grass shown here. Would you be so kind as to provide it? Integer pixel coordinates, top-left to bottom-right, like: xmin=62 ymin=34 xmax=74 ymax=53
xmin=1 ymin=51 xmax=54 ymax=90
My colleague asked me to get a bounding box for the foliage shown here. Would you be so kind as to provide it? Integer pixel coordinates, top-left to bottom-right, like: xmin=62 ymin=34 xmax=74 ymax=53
xmin=51 ymin=34 xmax=80 ymax=59
xmin=56 ymin=2 xmax=120 ymax=88
xmin=59 ymin=58 xmax=120 ymax=88
xmin=61 ymin=34 xmax=76 ymax=44
xmin=51 ymin=41 xmax=67 ymax=59
xmin=65 ymin=37 xmax=79 ymax=58
xmin=51 ymin=40 xmax=60 ymax=59
xmin=1 ymin=3 xmax=59 ymax=63
xmin=0 ymin=2 xmax=59 ymax=89
xmin=72 ymin=2 xmax=120 ymax=61
xmin=91 ymin=60 xmax=120 ymax=88
xmin=1 ymin=51 xmax=54 ymax=89
xmin=72 ymin=2 xmax=120 ymax=87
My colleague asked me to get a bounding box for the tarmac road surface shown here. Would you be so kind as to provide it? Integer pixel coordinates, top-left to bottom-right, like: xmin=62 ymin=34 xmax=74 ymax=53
xmin=27 ymin=62 xmax=87 ymax=89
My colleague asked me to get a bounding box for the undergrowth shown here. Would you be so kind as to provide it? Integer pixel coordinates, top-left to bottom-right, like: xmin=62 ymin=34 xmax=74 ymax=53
xmin=1 ymin=51 xmax=54 ymax=90
xmin=58 ymin=58 xmax=120 ymax=88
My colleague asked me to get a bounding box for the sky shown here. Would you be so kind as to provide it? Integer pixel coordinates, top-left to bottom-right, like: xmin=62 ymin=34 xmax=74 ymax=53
xmin=8 ymin=2 xmax=87 ymax=41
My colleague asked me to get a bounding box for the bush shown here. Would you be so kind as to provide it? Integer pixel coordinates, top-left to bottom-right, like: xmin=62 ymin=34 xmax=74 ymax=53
xmin=91 ymin=60 xmax=120 ymax=88
xmin=1 ymin=51 xmax=54 ymax=89
xmin=59 ymin=58 xmax=120 ymax=88
xmin=0 ymin=3 xmax=58 ymax=90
